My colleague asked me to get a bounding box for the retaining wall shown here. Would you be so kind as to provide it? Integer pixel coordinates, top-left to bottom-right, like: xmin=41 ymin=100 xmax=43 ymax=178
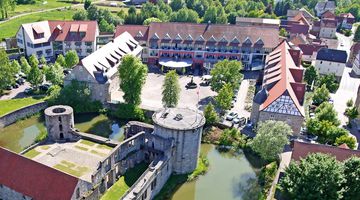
xmin=0 ymin=102 xmax=47 ymax=128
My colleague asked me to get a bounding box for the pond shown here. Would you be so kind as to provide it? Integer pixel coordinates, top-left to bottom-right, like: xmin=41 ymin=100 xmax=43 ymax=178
xmin=171 ymin=144 xmax=262 ymax=200
xmin=0 ymin=113 xmax=127 ymax=153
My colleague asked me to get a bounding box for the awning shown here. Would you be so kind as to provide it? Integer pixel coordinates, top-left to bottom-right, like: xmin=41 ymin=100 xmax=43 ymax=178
xmin=159 ymin=58 xmax=193 ymax=68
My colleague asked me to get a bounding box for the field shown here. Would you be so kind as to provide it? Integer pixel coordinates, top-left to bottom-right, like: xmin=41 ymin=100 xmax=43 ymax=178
xmin=0 ymin=8 xmax=78 ymax=40
xmin=8 ymin=0 xmax=77 ymax=17
xmin=0 ymin=96 xmax=46 ymax=116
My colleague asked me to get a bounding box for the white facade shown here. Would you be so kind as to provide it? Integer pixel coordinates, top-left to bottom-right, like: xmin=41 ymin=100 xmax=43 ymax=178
xmin=352 ymin=53 xmax=360 ymax=76
xmin=319 ymin=27 xmax=336 ymax=39
xmin=315 ymin=59 xmax=346 ymax=78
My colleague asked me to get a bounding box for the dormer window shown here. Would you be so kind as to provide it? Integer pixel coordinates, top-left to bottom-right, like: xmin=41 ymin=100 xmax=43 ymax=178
xmin=219 ymin=35 xmax=227 ymax=43
xmin=136 ymin=31 xmax=143 ymax=38
xmin=174 ymin=33 xmax=182 ymax=41
xmin=196 ymin=35 xmax=205 ymax=41
xmin=231 ymin=36 xmax=240 ymax=44
xmin=255 ymin=38 xmax=264 ymax=45
xmin=186 ymin=34 xmax=193 ymax=41
xmin=208 ymin=35 xmax=217 ymax=42
xmin=164 ymin=33 xmax=171 ymax=40
xmin=151 ymin=33 xmax=160 ymax=40
xmin=243 ymin=37 xmax=252 ymax=45
xmin=32 ymin=25 xmax=44 ymax=39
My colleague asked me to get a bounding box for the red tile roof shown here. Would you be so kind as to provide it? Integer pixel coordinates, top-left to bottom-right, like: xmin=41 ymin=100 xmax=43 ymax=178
xmin=293 ymin=13 xmax=310 ymax=26
xmin=115 ymin=25 xmax=149 ymax=41
xmin=298 ymin=43 xmax=327 ymax=56
xmin=321 ymin=10 xmax=336 ymax=19
xmin=115 ymin=22 xmax=279 ymax=49
xmin=292 ymin=141 xmax=360 ymax=161
xmin=0 ymin=147 xmax=79 ymax=200
xmin=260 ymin=40 xmax=305 ymax=116
xmin=48 ymin=20 xmax=98 ymax=42
xmin=339 ymin=13 xmax=355 ymax=19
xmin=321 ymin=19 xmax=337 ymax=28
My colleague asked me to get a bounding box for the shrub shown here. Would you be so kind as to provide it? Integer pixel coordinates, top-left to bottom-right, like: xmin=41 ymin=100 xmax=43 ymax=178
xmin=258 ymin=161 xmax=278 ymax=195
xmin=112 ymin=103 xmax=145 ymax=121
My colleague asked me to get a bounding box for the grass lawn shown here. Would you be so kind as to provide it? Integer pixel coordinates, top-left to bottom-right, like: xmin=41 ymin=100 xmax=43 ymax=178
xmin=101 ymin=162 xmax=148 ymax=200
xmin=75 ymin=145 xmax=89 ymax=151
xmin=8 ymin=0 xmax=77 ymax=17
xmin=0 ymin=8 xmax=78 ymax=40
xmin=0 ymin=97 xmax=46 ymax=117
xmin=54 ymin=160 xmax=89 ymax=177
xmin=23 ymin=148 xmax=41 ymax=158
xmin=90 ymin=149 xmax=107 ymax=157
xmin=79 ymin=139 xmax=96 ymax=146
xmin=97 ymin=144 xmax=113 ymax=150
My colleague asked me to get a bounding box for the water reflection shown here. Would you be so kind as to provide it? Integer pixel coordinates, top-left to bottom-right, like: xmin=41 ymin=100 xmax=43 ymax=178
xmin=171 ymin=144 xmax=261 ymax=200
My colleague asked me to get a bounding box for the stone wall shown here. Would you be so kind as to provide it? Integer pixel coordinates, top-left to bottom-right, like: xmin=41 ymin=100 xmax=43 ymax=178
xmin=0 ymin=102 xmax=47 ymax=128
xmin=258 ymin=111 xmax=304 ymax=135
xmin=124 ymin=121 xmax=154 ymax=138
xmin=0 ymin=184 xmax=32 ymax=200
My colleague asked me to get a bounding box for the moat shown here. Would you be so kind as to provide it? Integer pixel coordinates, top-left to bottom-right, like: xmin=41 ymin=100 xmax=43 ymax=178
xmin=0 ymin=114 xmax=261 ymax=200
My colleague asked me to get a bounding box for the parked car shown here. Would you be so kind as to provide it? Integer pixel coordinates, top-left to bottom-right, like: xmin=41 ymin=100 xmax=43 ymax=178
xmin=306 ymin=134 xmax=318 ymax=141
xmin=12 ymin=83 xmax=19 ymax=89
xmin=233 ymin=117 xmax=246 ymax=125
xmin=226 ymin=112 xmax=238 ymax=121
xmin=39 ymin=83 xmax=51 ymax=91
xmin=63 ymin=69 xmax=71 ymax=75
xmin=5 ymin=85 xmax=12 ymax=90
xmin=16 ymin=78 xmax=25 ymax=85
xmin=24 ymin=87 xmax=33 ymax=95
xmin=309 ymin=113 xmax=315 ymax=119
xmin=328 ymin=98 xmax=334 ymax=104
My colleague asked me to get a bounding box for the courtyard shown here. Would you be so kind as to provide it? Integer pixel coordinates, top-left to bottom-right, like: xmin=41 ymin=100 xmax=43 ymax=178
xmin=24 ymin=139 xmax=113 ymax=182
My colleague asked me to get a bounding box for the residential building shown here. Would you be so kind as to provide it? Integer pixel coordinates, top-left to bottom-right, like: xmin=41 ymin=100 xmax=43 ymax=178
xmin=349 ymin=42 xmax=360 ymax=66
xmin=318 ymin=19 xmax=337 ymax=38
xmin=292 ymin=141 xmax=360 ymax=162
xmin=315 ymin=48 xmax=347 ymax=80
xmin=235 ymin=17 xmax=280 ymax=29
xmin=0 ymin=147 xmax=90 ymax=200
xmin=337 ymin=13 xmax=356 ymax=29
xmin=321 ymin=10 xmax=336 ymax=20
xmin=352 ymin=52 xmax=360 ymax=76
xmin=16 ymin=20 xmax=99 ymax=59
xmin=287 ymin=8 xmax=316 ymax=25
xmin=298 ymin=43 xmax=327 ymax=62
xmin=315 ymin=1 xmax=336 ymax=17
xmin=64 ymin=31 xmax=142 ymax=103
xmin=250 ymin=40 xmax=305 ymax=134
xmin=281 ymin=13 xmax=311 ymax=36
xmin=115 ymin=22 xmax=279 ymax=71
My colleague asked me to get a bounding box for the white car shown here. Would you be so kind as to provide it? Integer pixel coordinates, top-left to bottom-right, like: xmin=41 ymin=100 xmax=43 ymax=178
xmin=226 ymin=112 xmax=238 ymax=121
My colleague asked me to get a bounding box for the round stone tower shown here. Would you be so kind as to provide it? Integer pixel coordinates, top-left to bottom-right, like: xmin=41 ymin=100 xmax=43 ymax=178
xmin=152 ymin=108 xmax=205 ymax=174
xmin=45 ymin=105 xmax=75 ymax=141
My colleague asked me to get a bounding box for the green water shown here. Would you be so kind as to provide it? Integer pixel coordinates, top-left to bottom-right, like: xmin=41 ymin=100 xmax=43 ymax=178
xmin=171 ymin=144 xmax=261 ymax=200
xmin=0 ymin=113 xmax=126 ymax=153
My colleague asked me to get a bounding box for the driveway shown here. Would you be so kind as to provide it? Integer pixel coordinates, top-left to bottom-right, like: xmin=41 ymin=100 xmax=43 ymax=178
xmin=0 ymin=82 xmax=30 ymax=100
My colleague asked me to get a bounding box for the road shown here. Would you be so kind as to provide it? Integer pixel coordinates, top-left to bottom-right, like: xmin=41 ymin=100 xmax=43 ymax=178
xmin=0 ymin=82 xmax=30 ymax=100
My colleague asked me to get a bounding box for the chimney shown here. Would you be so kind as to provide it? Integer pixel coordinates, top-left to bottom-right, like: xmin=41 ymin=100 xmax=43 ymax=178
xmin=289 ymin=49 xmax=302 ymax=67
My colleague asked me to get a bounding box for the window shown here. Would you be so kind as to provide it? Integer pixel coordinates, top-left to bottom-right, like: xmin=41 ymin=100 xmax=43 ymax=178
xmin=58 ymin=117 xmax=62 ymax=122
xmin=85 ymin=42 xmax=92 ymax=46
xmin=320 ymin=61 xmax=323 ymax=64
xmin=76 ymin=188 xmax=80 ymax=198
xmin=17 ymin=38 xmax=23 ymax=44
xmin=59 ymin=124 xmax=63 ymax=131
xmin=75 ymin=42 xmax=82 ymax=46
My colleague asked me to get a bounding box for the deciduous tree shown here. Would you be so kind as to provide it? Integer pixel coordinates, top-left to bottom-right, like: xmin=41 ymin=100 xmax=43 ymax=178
xmin=73 ymin=10 xmax=88 ymax=20
xmin=343 ymin=157 xmax=360 ymax=200
xmin=280 ymin=153 xmax=344 ymax=200
xmin=118 ymin=54 xmax=148 ymax=105
xmin=28 ymin=54 xmax=39 ymax=68
xmin=0 ymin=48 xmax=15 ymax=92
xmin=27 ymin=64 xmax=43 ymax=88
xmin=318 ymin=74 xmax=339 ymax=93
xmin=215 ymin=83 xmax=233 ymax=111
xmin=304 ymin=65 xmax=318 ymax=85
xmin=39 ymin=55 xmax=47 ymax=65
xmin=312 ymin=84 xmax=330 ymax=106
xmin=210 ymin=59 xmax=243 ymax=92
xmin=315 ymin=102 xmax=340 ymax=126
xmin=55 ymin=54 xmax=66 ymax=67
xmin=44 ymin=63 xmax=64 ymax=86
xmin=11 ymin=60 xmax=21 ymax=75
xmin=204 ymin=102 xmax=219 ymax=126
xmin=251 ymin=120 xmax=292 ymax=161
xmin=335 ymin=135 xmax=356 ymax=149
xmin=162 ymin=70 xmax=180 ymax=108
xmin=143 ymin=17 xmax=162 ymax=25
xmin=65 ymin=50 xmax=79 ymax=68
xmin=20 ymin=56 xmax=31 ymax=75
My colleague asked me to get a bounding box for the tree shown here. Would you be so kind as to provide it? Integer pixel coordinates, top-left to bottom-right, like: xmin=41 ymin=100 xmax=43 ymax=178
xmin=315 ymin=102 xmax=340 ymax=126
xmin=169 ymin=8 xmax=199 ymax=23
xmin=346 ymin=99 xmax=354 ymax=107
xmin=44 ymin=63 xmax=64 ymax=86
xmin=279 ymin=28 xmax=288 ymax=37
xmin=354 ymin=25 xmax=360 ymax=42
xmin=345 ymin=106 xmax=359 ymax=124
xmin=335 ymin=135 xmax=356 ymax=149
xmin=84 ymin=0 xmax=91 ymax=10
xmin=39 ymin=55 xmax=47 ymax=65
xmin=28 ymin=54 xmax=39 ymax=68
xmin=11 ymin=60 xmax=21 ymax=75
xmin=204 ymin=102 xmax=219 ymax=126
xmin=162 ymin=70 xmax=180 ymax=108
xmin=27 ymin=64 xmax=43 ymax=88
xmin=143 ymin=17 xmax=162 ymax=25
xmin=118 ymin=55 xmax=148 ymax=105
xmin=215 ymin=83 xmax=233 ymax=111
xmin=251 ymin=120 xmax=291 ymax=161
xmin=65 ymin=50 xmax=79 ymax=68
xmin=55 ymin=54 xmax=66 ymax=67
xmin=210 ymin=59 xmax=243 ymax=92
xmin=318 ymin=74 xmax=339 ymax=93
xmin=99 ymin=18 xmax=115 ymax=32
xmin=86 ymin=4 xmax=99 ymax=20
xmin=203 ymin=6 xmax=217 ymax=23
xmin=170 ymin=0 xmax=185 ymax=11
xmin=20 ymin=56 xmax=31 ymax=75
xmin=343 ymin=157 xmax=360 ymax=199
xmin=0 ymin=48 xmax=15 ymax=92
xmin=0 ymin=0 xmax=16 ymax=19
xmin=48 ymin=80 xmax=102 ymax=113
xmin=312 ymin=84 xmax=330 ymax=105
xmin=280 ymin=153 xmax=344 ymax=200
xmin=73 ymin=10 xmax=88 ymax=20
xmin=304 ymin=65 xmax=318 ymax=85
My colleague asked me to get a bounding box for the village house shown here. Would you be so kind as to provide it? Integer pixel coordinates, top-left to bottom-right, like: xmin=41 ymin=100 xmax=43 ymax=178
xmin=350 ymin=42 xmax=360 ymax=67
xmin=250 ymin=40 xmax=305 ymax=134
xmin=235 ymin=17 xmax=280 ymax=29
xmin=298 ymin=43 xmax=327 ymax=63
xmin=314 ymin=48 xmax=347 ymax=80
xmin=318 ymin=19 xmax=337 ymax=39
xmin=16 ymin=20 xmax=99 ymax=59
xmin=352 ymin=52 xmax=360 ymax=76
xmin=281 ymin=13 xmax=311 ymax=36
xmin=115 ymin=22 xmax=279 ymax=72
xmin=337 ymin=13 xmax=356 ymax=30
xmin=64 ymin=31 xmax=142 ymax=103
xmin=315 ymin=1 xmax=336 ymax=17
xmin=287 ymin=8 xmax=315 ymax=25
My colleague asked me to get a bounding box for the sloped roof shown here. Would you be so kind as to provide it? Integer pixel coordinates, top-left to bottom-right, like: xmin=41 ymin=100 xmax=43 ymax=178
xmin=293 ymin=13 xmax=310 ymax=26
xmin=292 ymin=141 xmax=360 ymax=161
xmin=316 ymin=1 xmax=336 ymax=10
xmin=287 ymin=8 xmax=315 ymax=20
xmin=20 ymin=21 xmax=52 ymax=44
xmin=80 ymin=31 xmax=142 ymax=84
xmin=321 ymin=10 xmax=336 ymax=19
xmin=298 ymin=43 xmax=327 ymax=56
xmin=316 ymin=48 xmax=347 ymax=63
xmin=0 ymin=147 xmax=79 ymax=200
xmin=321 ymin=19 xmax=337 ymax=28
xmin=115 ymin=25 xmax=149 ymax=41
xmin=48 ymin=20 xmax=98 ymax=42
xmin=115 ymin=22 xmax=279 ymax=49
xmin=339 ymin=13 xmax=355 ymax=18
xmin=259 ymin=40 xmax=305 ymax=116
